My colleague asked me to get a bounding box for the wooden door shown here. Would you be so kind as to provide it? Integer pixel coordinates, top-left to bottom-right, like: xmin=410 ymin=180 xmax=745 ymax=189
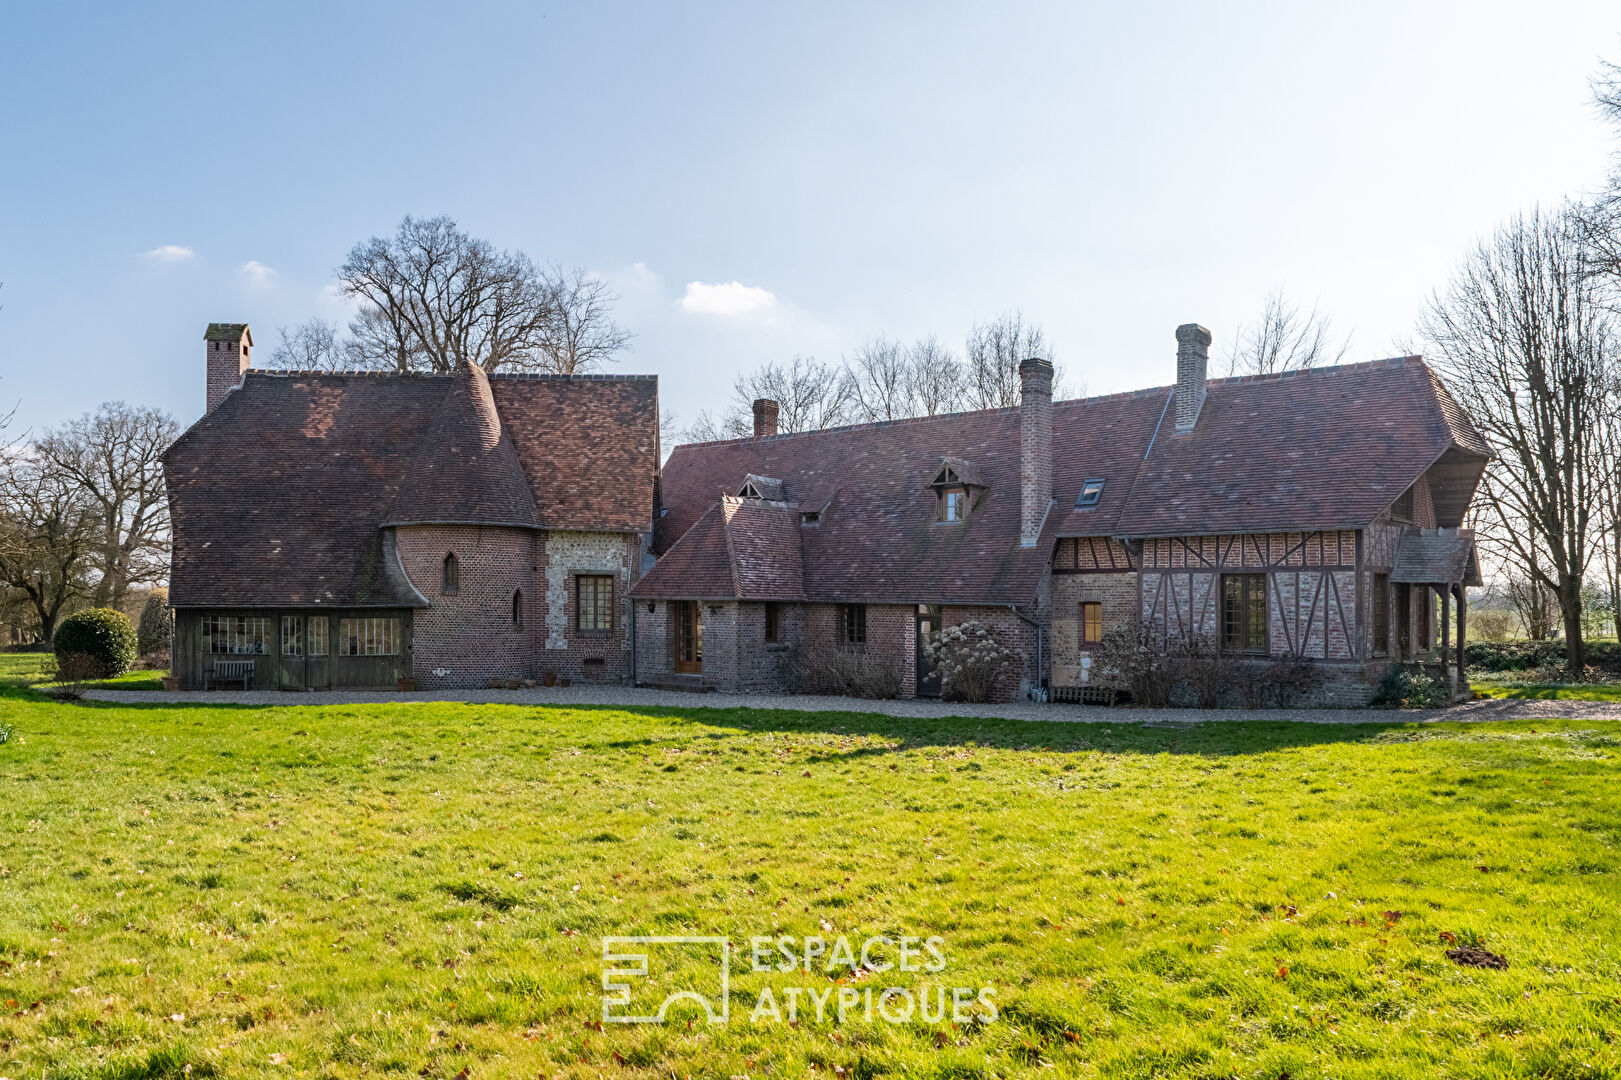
xmin=674 ymin=601 xmax=702 ymax=674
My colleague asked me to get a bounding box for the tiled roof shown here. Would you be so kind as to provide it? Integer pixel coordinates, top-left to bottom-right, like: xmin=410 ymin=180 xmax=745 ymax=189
xmin=633 ymin=496 xmax=806 ymax=601
xmin=646 ymin=357 xmax=1488 ymax=604
xmin=1391 ymin=530 xmax=1483 ymax=586
xmin=164 ymin=368 xmax=657 ymax=608
xmin=488 ymin=374 xmax=660 ymax=532
xmin=1113 ymin=358 xmax=1488 ymax=537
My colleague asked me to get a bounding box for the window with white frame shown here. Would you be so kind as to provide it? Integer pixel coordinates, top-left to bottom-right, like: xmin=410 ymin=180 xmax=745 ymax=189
xmin=202 ymin=616 xmax=269 ymax=654
xmin=280 ymin=615 xmax=303 ymax=656
xmin=337 ymin=617 xmax=399 ymax=656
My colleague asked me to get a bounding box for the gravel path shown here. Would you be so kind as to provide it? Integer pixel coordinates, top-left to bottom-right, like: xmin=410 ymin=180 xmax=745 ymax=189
xmin=82 ymin=684 xmax=1621 ymax=724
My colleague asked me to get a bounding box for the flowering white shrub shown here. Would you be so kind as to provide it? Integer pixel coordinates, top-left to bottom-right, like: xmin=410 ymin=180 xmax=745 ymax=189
xmin=924 ymin=620 xmax=1019 ymax=702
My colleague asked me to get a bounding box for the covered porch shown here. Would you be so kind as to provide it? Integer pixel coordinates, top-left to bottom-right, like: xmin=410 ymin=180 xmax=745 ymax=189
xmin=1391 ymin=529 xmax=1483 ymax=700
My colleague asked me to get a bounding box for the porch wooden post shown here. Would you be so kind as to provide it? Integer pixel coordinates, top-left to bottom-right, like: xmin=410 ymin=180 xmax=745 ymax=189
xmin=1456 ymin=584 xmax=1467 ymax=695
xmin=1440 ymin=585 xmax=1452 ymax=697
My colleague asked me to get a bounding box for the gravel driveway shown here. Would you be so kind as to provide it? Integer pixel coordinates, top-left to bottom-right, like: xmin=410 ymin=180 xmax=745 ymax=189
xmin=82 ymin=684 xmax=1621 ymax=724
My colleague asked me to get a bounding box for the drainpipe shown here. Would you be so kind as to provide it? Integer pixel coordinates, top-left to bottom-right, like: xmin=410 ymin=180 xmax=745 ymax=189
xmin=1007 ymin=604 xmax=1044 ymax=702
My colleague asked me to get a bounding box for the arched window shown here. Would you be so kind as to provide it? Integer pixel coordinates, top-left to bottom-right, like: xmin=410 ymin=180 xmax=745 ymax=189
xmin=512 ymin=589 xmax=523 ymax=629
xmin=442 ymin=553 xmax=459 ymax=595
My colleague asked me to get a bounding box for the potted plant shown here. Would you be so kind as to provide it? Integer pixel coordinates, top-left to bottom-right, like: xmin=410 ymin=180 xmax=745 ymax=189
xmin=541 ymin=671 xmax=557 ymax=687
xmin=397 ymin=676 xmax=416 ymax=691
xmin=161 ymin=675 xmax=179 ymax=691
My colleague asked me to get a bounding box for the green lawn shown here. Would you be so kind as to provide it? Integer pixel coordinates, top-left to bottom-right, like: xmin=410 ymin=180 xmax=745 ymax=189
xmin=0 ymin=651 xmax=165 ymax=692
xmin=1472 ymin=677 xmax=1621 ymax=702
xmin=1 ymin=686 xmax=1619 ymax=1078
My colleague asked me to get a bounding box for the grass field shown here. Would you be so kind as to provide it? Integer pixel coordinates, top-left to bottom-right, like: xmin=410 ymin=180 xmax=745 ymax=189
xmin=1 ymin=684 xmax=1619 ymax=1078
xmin=0 ymin=652 xmax=165 ymax=693
xmin=1473 ymin=677 xmax=1621 ymax=702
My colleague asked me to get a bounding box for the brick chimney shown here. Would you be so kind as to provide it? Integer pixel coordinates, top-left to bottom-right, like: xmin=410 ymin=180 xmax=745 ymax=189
xmin=1174 ymin=323 xmax=1211 ymax=433
xmin=1019 ymin=357 xmax=1054 ymax=547
xmin=205 ymin=323 xmax=253 ymax=413
xmin=752 ymin=398 xmax=779 ymax=439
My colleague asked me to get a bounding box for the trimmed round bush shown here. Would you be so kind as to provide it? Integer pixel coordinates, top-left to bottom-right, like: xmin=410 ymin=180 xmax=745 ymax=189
xmin=53 ymin=608 xmax=138 ymax=678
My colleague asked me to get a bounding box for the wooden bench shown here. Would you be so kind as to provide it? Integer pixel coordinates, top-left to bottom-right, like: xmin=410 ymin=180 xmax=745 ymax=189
xmin=206 ymin=659 xmax=256 ymax=690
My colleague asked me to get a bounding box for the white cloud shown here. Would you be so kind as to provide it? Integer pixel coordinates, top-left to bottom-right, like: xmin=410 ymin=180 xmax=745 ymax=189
xmin=239 ymin=260 xmax=277 ymax=286
xmin=677 ymin=280 xmax=778 ymax=316
xmin=141 ymin=244 xmax=195 ymax=262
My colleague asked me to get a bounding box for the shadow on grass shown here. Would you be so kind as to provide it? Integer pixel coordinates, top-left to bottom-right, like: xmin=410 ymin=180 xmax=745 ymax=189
xmin=6 ymin=683 xmax=1484 ymax=760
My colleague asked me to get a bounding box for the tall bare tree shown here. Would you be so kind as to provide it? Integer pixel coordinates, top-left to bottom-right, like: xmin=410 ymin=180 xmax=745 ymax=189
xmin=1224 ymin=289 xmax=1351 ymax=375
xmin=1578 ymin=56 xmax=1621 ymax=290
xmin=1421 ymin=207 xmax=1615 ymax=668
xmin=337 ymin=216 xmax=559 ymax=373
xmin=905 ymin=335 xmax=965 ymax=416
xmin=34 ymin=402 xmax=178 ymax=607
xmin=0 ymin=456 xmax=98 ymax=643
xmin=700 ymin=356 xmax=855 ymax=438
xmin=845 ymin=336 xmax=912 ymax=422
xmin=964 ymin=311 xmax=1056 ymax=410
xmin=268 ymin=318 xmax=348 ymax=371
xmin=535 ymin=264 xmax=632 ymax=373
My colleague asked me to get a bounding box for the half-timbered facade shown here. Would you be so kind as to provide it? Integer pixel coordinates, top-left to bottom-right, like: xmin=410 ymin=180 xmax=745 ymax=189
xmin=636 ymin=322 xmax=1489 ymax=704
xmin=164 ymin=323 xmax=660 ymax=690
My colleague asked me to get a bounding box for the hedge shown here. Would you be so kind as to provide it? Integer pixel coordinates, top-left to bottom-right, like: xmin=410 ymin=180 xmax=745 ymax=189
xmin=1465 ymin=640 xmax=1621 ymax=673
xmin=53 ymin=608 xmax=139 ymax=677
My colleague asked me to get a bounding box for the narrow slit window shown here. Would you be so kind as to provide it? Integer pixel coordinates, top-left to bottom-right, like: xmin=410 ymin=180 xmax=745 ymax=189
xmin=840 ymin=604 xmax=866 ymax=649
xmin=764 ymin=602 xmax=780 ymax=643
xmin=280 ymin=615 xmax=303 ymax=656
xmin=512 ymin=589 xmax=524 ymax=629
xmin=442 ymin=553 xmax=459 ymax=594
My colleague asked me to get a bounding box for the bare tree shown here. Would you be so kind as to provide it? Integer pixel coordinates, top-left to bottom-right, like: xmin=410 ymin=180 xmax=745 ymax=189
xmin=337 ymin=215 xmax=560 ymax=373
xmin=34 ymin=402 xmax=178 ymax=608
xmin=721 ymin=356 xmax=854 ymax=435
xmin=905 ymin=335 xmax=965 ymax=416
xmin=1421 ymin=207 xmax=1616 ymax=669
xmin=1577 ymin=56 xmax=1621 ymax=290
xmin=964 ymin=311 xmax=1055 ymax=410
xmin=268 ymin=318 xmax=348 ymax=371
xmin=535 ymin=264 xmax=632 ymax=374
xmin=1224 ymin=289 xmax=1350 ymax=376
xmin=845 ymin=336 xmax=912 ymax=422
xmin=678 ymin=408 xmax=727 ymax=444
xmin=0 ymin=457 xmax=98 ymax=643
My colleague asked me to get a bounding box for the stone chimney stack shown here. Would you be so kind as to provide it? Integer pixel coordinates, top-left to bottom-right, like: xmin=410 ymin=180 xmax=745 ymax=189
xmin=205 ymin=323 xmax=254 ymax=413
xmin=1174 ymin=323 xmax=1211 ymax=433
xmin=1018 ymin=357 xmax=1054 ymax=547
xmin=752 ymin=398 xmax=779 ymax=439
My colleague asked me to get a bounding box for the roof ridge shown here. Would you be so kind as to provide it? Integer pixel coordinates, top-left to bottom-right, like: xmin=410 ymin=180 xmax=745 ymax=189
xmin=1204 ymin=355 xmax=1426 ymax=389
xmin=244 ymin=368 xmax=658 ymax=382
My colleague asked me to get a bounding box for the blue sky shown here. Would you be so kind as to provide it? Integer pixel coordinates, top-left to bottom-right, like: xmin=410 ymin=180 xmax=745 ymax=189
xmin=1 ymin=2 xmax=1617 ymax=436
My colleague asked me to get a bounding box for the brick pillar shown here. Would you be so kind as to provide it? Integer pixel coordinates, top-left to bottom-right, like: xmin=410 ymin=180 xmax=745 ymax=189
xmin=205 ymin=323 xmax=254 ymax=413
xmin=1174 ymin=323 xmax=1210 ymax=433
xmin=1019 ymin=357 xmax=1053 ymax=547
xmin=752 ymin=398 xmax=779 ymax=438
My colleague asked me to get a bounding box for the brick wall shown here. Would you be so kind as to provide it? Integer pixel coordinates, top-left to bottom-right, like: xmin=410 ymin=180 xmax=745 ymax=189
xmin=942 ymin=605 xmax=1034 ymax=702
xmin=396 ymin=524 xmax=537 ymax=688
xmin=205 ymin=334 xmax=250 ymax=413
xmin=1050 ymin=572 xmax=1136 ymax=687
xmin=801 ymin=603 xmax=916 ymax=698
xmin=541 ymin=531 xmax=637 ymax=682
xmin=397 ymin=525 xmax=639 ymax=687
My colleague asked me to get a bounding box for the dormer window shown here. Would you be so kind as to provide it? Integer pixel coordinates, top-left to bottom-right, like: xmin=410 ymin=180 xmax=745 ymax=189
xmin=929 ymin=457 xmax=983 ymax=524
xmin=738 ymin=474 xmax=785 ymax=501
xmin=1075 ymin=479 xmax=1105 ymax=508
xmin=800 ymin=511 xmax=821 ymax=527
